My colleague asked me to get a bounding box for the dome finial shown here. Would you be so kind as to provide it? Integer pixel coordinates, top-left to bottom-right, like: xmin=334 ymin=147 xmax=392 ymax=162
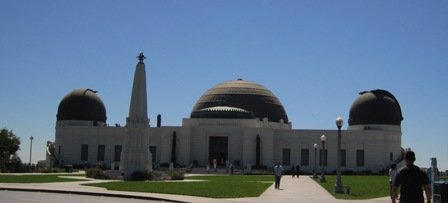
xmin=137 ymin=52 xmax=146 ymax=62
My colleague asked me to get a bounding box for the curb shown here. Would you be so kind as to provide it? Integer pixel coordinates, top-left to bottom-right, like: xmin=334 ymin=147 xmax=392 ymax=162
xmin=0 ymin=187 xmax=188 ymax=203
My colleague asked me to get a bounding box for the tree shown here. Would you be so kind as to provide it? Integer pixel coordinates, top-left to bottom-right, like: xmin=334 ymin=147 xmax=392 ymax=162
xmin=0 ymin=128 xmax=21 ymax=172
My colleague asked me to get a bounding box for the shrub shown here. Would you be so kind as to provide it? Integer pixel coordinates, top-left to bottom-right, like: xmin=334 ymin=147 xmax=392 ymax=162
xmin=36 ymin=167 xmax=67 ymax=173
xmin=252 ymin=165 xmax=267 ymax=170
xmin=167 ymin=169 xmax=185 ymax=180
xmin=86 ymin=168 xmax=109 ymax=179
xmin=358 ymin=170 xmax=372 ymax=175
xmin=129 ymin=171 xmax=149 ymax=181
xmin=148 ymin=171 xmax=166 ymax=180
xmin=342 ymin=170 xmax=355 ymax=175
xmin=94 ymin=162 xmax=107 ymax=170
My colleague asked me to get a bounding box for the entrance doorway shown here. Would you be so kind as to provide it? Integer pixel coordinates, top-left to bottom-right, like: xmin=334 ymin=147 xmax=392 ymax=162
xmin=209 ymin=136 xmax=228 ymax=166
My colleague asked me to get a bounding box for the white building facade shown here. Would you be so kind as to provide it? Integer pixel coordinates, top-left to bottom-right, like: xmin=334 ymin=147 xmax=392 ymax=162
xmin=52 ymin=54 xmax=403 ymax=174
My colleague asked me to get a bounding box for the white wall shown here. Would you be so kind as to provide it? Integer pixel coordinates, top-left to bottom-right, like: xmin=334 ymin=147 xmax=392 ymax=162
xmin=54 ymin=119 xmax=401 ymax=173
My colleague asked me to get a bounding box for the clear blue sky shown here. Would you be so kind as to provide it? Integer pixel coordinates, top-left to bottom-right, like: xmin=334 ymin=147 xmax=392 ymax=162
xmin=1 ymin=1 xmax=447 ymax=170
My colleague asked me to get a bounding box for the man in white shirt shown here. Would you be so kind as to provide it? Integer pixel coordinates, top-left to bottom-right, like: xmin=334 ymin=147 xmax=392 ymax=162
xmin=274 ymin=163 xmax=284 ymax=189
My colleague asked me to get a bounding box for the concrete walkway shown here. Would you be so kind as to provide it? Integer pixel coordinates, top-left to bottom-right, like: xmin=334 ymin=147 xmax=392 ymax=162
xmin=0 ymin=174 xmax=391 ymax=203
xmin=229 ymin=175 xmax=390 ymax=203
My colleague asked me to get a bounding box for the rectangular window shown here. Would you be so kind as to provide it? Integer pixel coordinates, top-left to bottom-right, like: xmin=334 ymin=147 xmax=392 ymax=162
xmin=301 ymin=149 xmax=309 ymax=166
xmin=357 ymin=149 xmax=365 ymax=167
xmin=282 ymin=148 xmax=291 ymax=166
xmin=97 ymin=145 xmax=105 ymax=162
xmin=58 ymin=146 xmax=61 ymax=155
xmin=149 ymin=146 xmax=157 ymax=164
xmin=390 ymin=152 xmax=393 ymax=162
xmin=81 ymin=144 xmax=88 ymax=161
xmin=341 ymin=149 xmax=346 ymax=167
xmin=114 ymin=145 xmax=122 ymax=162
xmin=319 ymin=149 xmax=328 ymax=167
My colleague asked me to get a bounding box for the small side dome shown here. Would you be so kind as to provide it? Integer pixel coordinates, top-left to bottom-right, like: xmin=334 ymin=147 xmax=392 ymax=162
xmin=57 ymin=88 xmax=107 ymax=122
xmin=349 ymin=89 xmax=403 ymax=126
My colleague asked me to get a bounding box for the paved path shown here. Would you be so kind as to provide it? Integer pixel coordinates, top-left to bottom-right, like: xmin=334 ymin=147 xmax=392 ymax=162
xmin=229 ymin=176 xmax=390 ymax=203
xmin=0 ymin=174 xmax=391 ymax=203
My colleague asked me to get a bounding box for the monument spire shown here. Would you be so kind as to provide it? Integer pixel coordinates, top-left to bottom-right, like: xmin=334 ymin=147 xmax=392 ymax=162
xmin=126 ymin=52 xmax=149 ymax=128
xmin=120 ymin=52 xmax=152 ymax=178
xmin=137 ymin=52 xmax=146 ymax=63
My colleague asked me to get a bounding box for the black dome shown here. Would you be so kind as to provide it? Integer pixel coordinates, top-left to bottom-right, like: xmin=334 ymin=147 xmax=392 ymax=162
xmin=348 ymin=89 xmax=403 ymax=126
xmin=191 ymin=79 xmax=289 ymax=123
xmin=57 ymin=88 xmax=107 ymax=122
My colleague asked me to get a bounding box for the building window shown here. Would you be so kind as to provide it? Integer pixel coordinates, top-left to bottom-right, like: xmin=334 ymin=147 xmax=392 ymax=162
xmin=97 ymin=145 xmax=105 ymax=162
xmin=58 ymin=146 xmax=61 ymax=155
xmin=282 ymin=148 xmax=291 ymax=166
xmin=301 ymin=149 xmax=309 ymax=166
xmin=356 ymin=149 xmax=365 ymax=167
xmin=114 ymin=145 xmax=122 ymax=162
xmin=390 ymin=152 xmax=393 ymax=162
xmin=319 ymin=149 xmax=328 ymax=167
xmin=81 ymin=144 xmax=88 ymax=161
xmin=149 ymin=146 xmax=157 ymax=164
xmin=341 ymin=149 xmax=346 ymax=167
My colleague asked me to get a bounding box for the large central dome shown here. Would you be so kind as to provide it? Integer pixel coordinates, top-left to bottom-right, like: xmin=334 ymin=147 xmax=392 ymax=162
xmin=191 ymin=79 xmax=289 ymax=123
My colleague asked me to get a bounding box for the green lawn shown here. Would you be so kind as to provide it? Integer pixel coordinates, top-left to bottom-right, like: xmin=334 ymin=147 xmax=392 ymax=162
xmin=0 ymin=174 xmax=87 ymax=183
xmin=84 ymin=175 xmax=273 ymax=198
xmin=314 ymin=175 xmax=389 ymax=199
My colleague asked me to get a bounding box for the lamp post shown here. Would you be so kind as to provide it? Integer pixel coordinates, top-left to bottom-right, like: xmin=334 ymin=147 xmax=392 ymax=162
xmin=320 ymin=134 xmax=326 ymax=183
xmin=335 ymin=116 xmax=344 ymax=193
xmin=313 ymin=143 xmax=318 ymax=178
xmin=29 ymin=136 xmax=34 ymax=167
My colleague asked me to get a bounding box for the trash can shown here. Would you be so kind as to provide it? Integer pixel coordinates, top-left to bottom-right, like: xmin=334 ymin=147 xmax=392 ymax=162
xmin=434 ymin=181 xmax=448 ymax=203
xmin=64 ymin=165 xmax=73 ymax=173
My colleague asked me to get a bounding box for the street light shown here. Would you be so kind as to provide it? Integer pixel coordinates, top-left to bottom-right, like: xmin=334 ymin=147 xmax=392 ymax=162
xmin=29 ymin=136 xmax=34 ymax=169
xmin=320 ymin=134 xmax=327 ymax=183
xmin=335 ymin=116 xmax=344 ymax=193
xmin=313 ymin=143 xmax=318 ymax=178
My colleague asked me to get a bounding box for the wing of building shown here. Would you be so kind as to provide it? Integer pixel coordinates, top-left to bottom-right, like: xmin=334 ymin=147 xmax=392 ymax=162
xmin=51 ymin=54 xmax=403 ymax=174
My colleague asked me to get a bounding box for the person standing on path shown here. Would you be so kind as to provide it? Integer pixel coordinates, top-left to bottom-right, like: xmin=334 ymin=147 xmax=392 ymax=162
xmin=392 ymin=150 xmax=431 ymax=203
xmin=291 ymin=165 xmax=296 ymax=178
xmin=295 ymin=165 xmax=300 ymax=178
xmin=213 ymin=159 xmax=217 ymax=173
xmin=274 ymin=163 xmax=284 ymax=189
xmin=389 ymin=163 xmax=398 ymax=199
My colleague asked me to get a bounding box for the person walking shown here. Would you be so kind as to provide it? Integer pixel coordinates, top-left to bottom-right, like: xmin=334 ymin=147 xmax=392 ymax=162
xmin=291 ymin=164 xmax=296 ymax=178
xmin=213 ymin=159 xmax=217 ymax=173
xmin=389 ymin=163 xmax=398 ymax=199
xmin=392 ymin=150 xmax=432 ymax=203
xmin=295 ymin=165 xmax=300 ymax=178
xmin=274 ymin=163 xmax=284 ymax=189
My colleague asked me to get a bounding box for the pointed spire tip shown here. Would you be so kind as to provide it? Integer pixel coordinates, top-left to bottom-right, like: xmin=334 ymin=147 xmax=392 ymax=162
xmin=137 ymin=52 xmax=146 ymax=62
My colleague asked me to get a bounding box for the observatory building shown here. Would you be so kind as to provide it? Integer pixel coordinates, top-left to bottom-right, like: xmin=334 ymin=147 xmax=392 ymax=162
xmin=51 ymin=53 xmax=403 ymax=173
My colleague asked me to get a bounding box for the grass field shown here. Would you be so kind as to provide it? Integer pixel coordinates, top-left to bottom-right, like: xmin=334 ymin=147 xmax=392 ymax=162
xmin=0 ymin=174 xmax=87 ymax=183
xmin=314 ymin=175 xmax=389 ymax=199
xmin=84 ymin=175 xmax=273 ymax=198
xmin=0 ymin=173 xmax=394 ymax=199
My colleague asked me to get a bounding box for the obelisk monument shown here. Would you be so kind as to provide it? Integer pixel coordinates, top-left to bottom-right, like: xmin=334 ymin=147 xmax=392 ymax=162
xmin=119 ymin=52 xmax=152 ymax=178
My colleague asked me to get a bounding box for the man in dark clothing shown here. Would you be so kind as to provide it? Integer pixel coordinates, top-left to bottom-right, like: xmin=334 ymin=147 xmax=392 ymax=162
xmin=295 ymin=165 xmax=300 ymax=178
xmin=392 ymin=150 xmax=431 ymax=203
